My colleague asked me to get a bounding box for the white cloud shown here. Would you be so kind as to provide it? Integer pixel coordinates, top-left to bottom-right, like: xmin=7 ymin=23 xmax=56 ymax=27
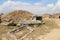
xmin=0 ymin=1 xmax=42 ymax=15
xmin=52 ymin=0 xmax=60 ymax=13
xmin=56 ymin=0 xmax=60 ymax=7
xmin=47 ymin=4 xmax=54 ymax=7
xmin=8 ymin=0 xmax=12 ymax=1
xmin=34 ymin=3 xmax=42 ymax=6
xmin=0 ymin=0 xmax=60 ymax=15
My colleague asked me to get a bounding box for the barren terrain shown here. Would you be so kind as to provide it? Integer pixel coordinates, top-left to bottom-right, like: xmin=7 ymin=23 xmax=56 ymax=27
xmin=0 ymin=19 xmax=60 ymax=40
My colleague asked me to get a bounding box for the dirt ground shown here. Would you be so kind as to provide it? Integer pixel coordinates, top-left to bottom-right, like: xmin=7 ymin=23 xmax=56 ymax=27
xmin=37 ymin=29 xmax=60 ymax=40
xmin=0 ymin=19 xmax=60 ymax=40
xmin=23 ymin=19 xmax=60 ymax=40
xmin=38 ymin=19 xmax=60 ymax=40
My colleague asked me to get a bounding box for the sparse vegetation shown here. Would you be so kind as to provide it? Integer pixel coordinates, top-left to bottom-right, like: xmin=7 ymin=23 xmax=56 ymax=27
xmin=0 ymin=25 xmax=16 ymax=31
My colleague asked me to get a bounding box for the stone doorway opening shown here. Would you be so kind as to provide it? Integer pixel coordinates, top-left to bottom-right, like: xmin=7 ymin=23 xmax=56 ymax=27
xmin=36 ymin=16 xmax=42 ymax=21
xmin=59 ymin=16 xmax=60 ymax=19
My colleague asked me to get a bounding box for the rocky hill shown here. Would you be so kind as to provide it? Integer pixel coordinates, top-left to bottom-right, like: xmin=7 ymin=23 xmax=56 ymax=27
xmin=1 ymin=10 xmax=33 ymax=24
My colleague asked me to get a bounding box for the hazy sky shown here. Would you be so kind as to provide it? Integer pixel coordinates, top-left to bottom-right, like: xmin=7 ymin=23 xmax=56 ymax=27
xmin=0 ymin=0 xmax=60 ymax=15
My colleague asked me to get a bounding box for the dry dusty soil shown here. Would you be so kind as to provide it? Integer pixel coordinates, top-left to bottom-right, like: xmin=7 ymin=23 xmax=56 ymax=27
xmin=36 ymin=29 xmax=60 ymax=40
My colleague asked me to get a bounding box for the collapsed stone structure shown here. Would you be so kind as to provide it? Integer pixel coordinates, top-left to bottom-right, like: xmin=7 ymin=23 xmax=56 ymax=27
xmin=42 ymin=14 xmax=52 ymax=19
xmin=17 ymin=15 xmax=42 ymax=26
xmin=0 ymin=16 xmax=42 ymax=26
xmin=0 ymin=10 xmax=60 ymax=26
xmin=42 ymin=13 xmax=60 ymax=19
xmin=0 ymin=10 xmax=33 ymax=26
xmin=53 ymin=13 xmax=60 ymax=19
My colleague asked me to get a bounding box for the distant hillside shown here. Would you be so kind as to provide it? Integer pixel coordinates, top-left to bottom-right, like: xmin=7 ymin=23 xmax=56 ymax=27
xmin=1 ymin=10 xmax=33 ymax=24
